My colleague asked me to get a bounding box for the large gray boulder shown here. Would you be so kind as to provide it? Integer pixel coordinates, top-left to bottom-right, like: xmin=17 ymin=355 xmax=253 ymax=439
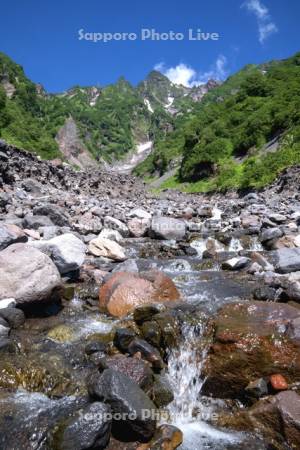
xmin=150 ymin=217 xmax=186 ymax=241
xmin=0 ymin=224 xmax=27 ymax=250
xmin=0 ymin=243 xmax=61 ymax=305
xmin=87 ymin=368 xmax=156 ymax=442
xmin=33 ymin=233 xmax=86 ymax=275
xmin=274 ymin=248 xmax=300 ymax=274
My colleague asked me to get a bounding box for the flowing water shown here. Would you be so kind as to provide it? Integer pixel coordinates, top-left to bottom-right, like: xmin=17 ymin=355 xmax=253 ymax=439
xmin=164 ymin=325 xmax=245 ymax=449
xmin=163 ymin=323 xmax=270 ymax=449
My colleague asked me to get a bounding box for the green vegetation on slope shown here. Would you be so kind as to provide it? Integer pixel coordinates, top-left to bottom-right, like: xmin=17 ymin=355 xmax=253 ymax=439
xmin=0 ymin=53 xmax=61 ymax=159
xmin=137 ymin=52 xmax=300 ymax=192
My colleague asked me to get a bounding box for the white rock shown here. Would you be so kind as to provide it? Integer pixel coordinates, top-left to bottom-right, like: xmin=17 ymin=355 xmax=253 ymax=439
xmin=32 ymin=233 xmax=86 ymax=275
xmin=129 ymin=208 xmax=152 ymax=220
xmin=99 ymin=228 xmax=123 ymax=243
xmin=88 ymin=237 xmax=126 ymax=261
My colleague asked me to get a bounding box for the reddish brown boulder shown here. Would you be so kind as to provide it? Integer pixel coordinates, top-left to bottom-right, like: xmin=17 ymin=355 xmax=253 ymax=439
xmin=99 ymin=270 xmax=180 ymax=318
xmin=218 ymin=391 xmax=300 ymax=449
xmin=202 ymin=301 xmax=300 ymax=399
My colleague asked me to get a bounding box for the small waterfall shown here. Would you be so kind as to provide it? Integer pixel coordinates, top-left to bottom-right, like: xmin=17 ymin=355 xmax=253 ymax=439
xmin=165 ymin=324 xmax=243 ymax=449
xmin=228 ymin=238 xmax=243 ymax=252
xmin=166 ymin=324 xmax=207 ymax=425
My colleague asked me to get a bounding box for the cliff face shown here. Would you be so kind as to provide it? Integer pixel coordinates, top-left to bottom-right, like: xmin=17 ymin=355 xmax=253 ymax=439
xmin=55 ymin=117 xmax=97 ymax=169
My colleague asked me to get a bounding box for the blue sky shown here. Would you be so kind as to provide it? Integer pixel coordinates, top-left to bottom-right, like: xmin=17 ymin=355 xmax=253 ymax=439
xmin=0 ymin=0 xmax=299 ymax=92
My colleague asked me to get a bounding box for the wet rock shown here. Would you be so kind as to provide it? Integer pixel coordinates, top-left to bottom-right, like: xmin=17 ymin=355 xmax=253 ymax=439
xmin=99 ymin=355 xmax=154 ymax=390
xmin=128 ymin=338 xmax=164 ymax=371
xmin=140 ymin=321 xmax=162 ymax=348
xmin=104 ymin=216 xmax=129 ymax=238
xmin=0 ymin=243 xmax=61 ymax=306
xmin=151 ymin=375 xmax=174 ymax=407
xmin=113 ymin=328 xmax=136 ymax=352
xmin=144 ymin=424 xmax=183 ymax=450
xmin=55 ymin=402 xmax=112 ymax=450
xmin=133 ymin=303 xmax=166 ymax=325
xmin=219 ymin=391 xmax=300 ymax=449
xmin=99 ymin=271 xmax=180 ymax=318
xmin=202 ymin=301 xmax=300 ymax=399
xmin=87 ymin=368 xmax=156 ymax=442
xmin=0 ymin=223 xmax=27 ymax=250
xmin=33 ymin=203 xmax=70 ymax=227
xmin=89 ymin=237 xmax=126 ymax=261
xmin=150 ymin=217 xmax=186 ymax=241
xmin=23 ymin=214 xmax=54 ymax=229
xmin=274 ymin=248 xmax=300 ymax=273
xmin=222 ymin=256 xmax=251 ymax=271
xmin=85 ymin=341 xmax=108 ymax=355
xmin=0 ymin=307 xmax=25 ymax=328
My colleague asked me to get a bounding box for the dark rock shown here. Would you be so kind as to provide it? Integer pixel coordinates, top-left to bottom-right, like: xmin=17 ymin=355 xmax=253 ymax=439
xmin=245 ymin=378 xmax=268 ymax=399
xmin=113 ymin=328 xmax=136 ymax=353
xmin=87 ymin=368 xmax=156 ymax=442
xmin=128 ymin=338 xmax=164 ymax=371
xmin=152 ymin=375 xmax=174 ymax=407
xmin=85 ymin=341 xmax=108 ymax=355
xmin=134 ymin=304 xmax=166 ymax=325
xmin=221 ymin=256 xmax=251 ymax=271
xmin=98 ymin=355 xmax=154 ymax=391
xmin=55 ymin=402 xmax=112 ymax=450
xmin=33 ymin=203 xmax=70 ymax=227
xmin=23 ymin=214 xmax=54 ymax=230
xmin=141 ymin=321 xmax=162 ymax=348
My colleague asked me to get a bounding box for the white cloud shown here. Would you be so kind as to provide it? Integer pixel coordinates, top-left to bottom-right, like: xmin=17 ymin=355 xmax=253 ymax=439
xmin=243 ymin=0 xmax=278 ymax=43
xmin=155 ymin=55 xmax=228 ymax=87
